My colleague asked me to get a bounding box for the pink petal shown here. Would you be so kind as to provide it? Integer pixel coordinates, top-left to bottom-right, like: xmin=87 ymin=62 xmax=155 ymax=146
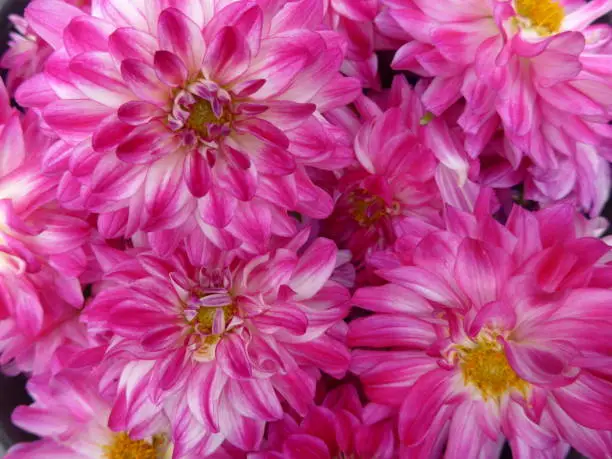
xmin=117 ymin=101 xmax=164 ymax=125
xmin=43 ymin=100 xmax=112 ymax=144
xmin=502 ymin=339 xmax=579 ymax=388
xmin=92 ymin=115 xmax=135 ymax=152
xmin=187 ymin=362 xmax=227 ymax=432
xmin=154 ymin=50 xmax=188 ymax=87
xmin=203 ymin=26 xmax=251 ymax=84
xmin=216 ymin=333 xmax=252 ymax=379
xmin=378 ymin=266 xmax=464 ymax=308
xmin=184 ymin=151 xmax=211 ymax=198
xmin=198 ymin=188 xmax=237 ymax=228
xmin=398 ymin=369 xmax=457 ymax=446
xmin=227 ymin=378 xmax=283 ymax=421
xmin=24 ymin=0 xmax=84 ymax=49
xmin=116 ymin=122 xmax=175 ymax=164
xmin=63 ymin=15 xmax=114 ymax=56
xmin=121 ymin=59 xmax=169 ymax=105
xmin=289 ymin=238 xmax=337 ymax=300
xmin=283 ymin=435 xmax=329 ymax=459
xmin=353 ymin=284 xmax=432 ymax=316
xmin=108 ymin=27 xmax=157 ymax=64
xmin=348 ymin=315 xmax=435 ymax=349
xmin=70 ymin=51 xmax=133 ymax=107
xmin=158 ymin=8 xmax=205 ymax=75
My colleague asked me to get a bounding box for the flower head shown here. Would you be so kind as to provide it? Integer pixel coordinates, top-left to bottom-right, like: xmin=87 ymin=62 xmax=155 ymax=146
xmin=5 ymin=370 xmax=171 ymax=459
xmin=17 ymin=0 xmax=360 ymax=253
xmin=378 ymin=0 xmax=612 ymax=215
xmin=82 ymin=231 xmax=351 ymax=455
xmin=0 ymin=79 xmax=91 ymax=375
xmin=350 ymin=199 xmax=612 ymax=458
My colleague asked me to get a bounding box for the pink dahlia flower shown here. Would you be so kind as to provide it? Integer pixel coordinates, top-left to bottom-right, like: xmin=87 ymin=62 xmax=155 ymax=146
xmin=322 ymin=75 xmax=479 ymax=264
xmin=379 ymin=0 xmax=612 ymax=215
xmin=350 ymin=199 xmax=612 ymax=458
xmin=17 ymin=0 xmax=360 ymax=253
xmin=251 ymin=383 xmax=396 ymax=459
xmin=82 ymin=231 xmax=351 ymax=456
xmin=5 ymin=369 xmax=172 ymax=459
xmin=0 ymin=81 xmax=91 ymax=375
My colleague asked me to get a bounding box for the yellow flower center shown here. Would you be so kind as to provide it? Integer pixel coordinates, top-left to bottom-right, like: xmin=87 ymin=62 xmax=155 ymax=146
xmin=456 ymin=336 xmax=528 ymax=401
xmin=103 ymin=433 xmax=163 ymax=459
xmin=186 ymin=98 xmax=233 ymax=137
xmin=193 ymin=303 xmax=237 ymax=334
xmin=348 ymin=189 xmax=397 ymax=227
xmin=515 ymin=0 xmax=564 ymax=36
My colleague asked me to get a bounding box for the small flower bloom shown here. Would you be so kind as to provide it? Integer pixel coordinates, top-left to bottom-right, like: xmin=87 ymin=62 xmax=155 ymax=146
xmin=378 ymin=0 xmax=612 ymax=215
xmin=5 ymin=370 xmax=172 ymax=459
xmin=350 ymin=199 xmax=612 ymax=458
xmin=17 ymin=0 xmax=360 ymax=253
xmin=82 ymin=231 xmax=351 ymax=455
xmin=322 ymin=75 xmax=479 ymax=265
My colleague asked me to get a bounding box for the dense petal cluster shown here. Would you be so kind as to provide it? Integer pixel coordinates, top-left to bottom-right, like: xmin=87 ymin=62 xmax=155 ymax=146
xmin=251 ymin=383 xmax=396 ymax=459
xmin=0 ymin=0 xmax=610 ymax=458
xmin=379 ymin=0 xmax=612 ymax=215
xmin=80 ymin=232 xmax=351 ymax=456
xmin=350 ymin=199 xmax=612 ymax=458
xmin=16 ymin=0 xmax=360 ymax=253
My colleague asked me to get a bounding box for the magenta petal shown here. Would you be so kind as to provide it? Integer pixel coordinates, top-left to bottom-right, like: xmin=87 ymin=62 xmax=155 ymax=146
xmin=236 ymin=118 xmax=290 ymax=149
xmin=184 ymin=151 xmax=212 ymax=198
xmin=215 ymin=154 xmax=257 ymax=201
xmin=116 ymin=122 xmax=175 ymax=164
xmin=289 ymin=238 xmax=337 ymax=300
xmin=216 ymin=333 xmax=252 ymax=379
xmin=154 ymin=50 xmax=188 ymax=87
xmin=43 ymin=100 xmax=113 ymax=144
xmin=348 ymin=315 xmax=435 ymax=349
xmin=92 ymin=115 xmax=135 ymax=152
xmin=187 ymin=362 xmax=226 ymax=432
xmin=121 ymin=59 xmax=169 ymax=105
xmin=108 ymin=27 xmax=157 ymax=64
xmin=69 ymin=51 xmax=132 ymax=107
xmin=117 ymin=101 xmax=164 ymax=125
xmin=398 ymin=369 xmax=456 ymax=446
xmin=158 ymin=8 xmax=205 ymax=75
xmin=283 ymin=435 xmax=329 ymax=459
xmin=63 ymin=15 xmax=114 ymax=56
xmin=227 ymin=378 xmax=283 ymax=421
xmin=198 ymin=188 xmax=237 ymax=228
xmin=203 ymin=26 xmax=251 ymax=84
xmin=218 ymin=394 xmax=265 ymax=451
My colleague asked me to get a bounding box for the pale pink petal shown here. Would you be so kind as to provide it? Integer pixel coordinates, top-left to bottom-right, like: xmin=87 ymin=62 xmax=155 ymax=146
xmin=289 ymin=238 xmax=337 ymax=300
xmin=203 ymin=26 xmax=251 ymax=84
xmin=25 ymin=0 xmax=84 ymax=49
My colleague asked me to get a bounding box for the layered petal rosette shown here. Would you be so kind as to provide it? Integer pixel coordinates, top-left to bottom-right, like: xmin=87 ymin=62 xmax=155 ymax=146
xmin=0 ymin=81 xmax=91 ymax=375
xmin=5 ymin=369 xmax=172 ymax=459
xmin=350 ymin=198 xmax=612 ymax=458
xmin=251 ymin=383 xmax=396 ymax=459
xmin=17 ymin=0 xmax=360 ymax=253
xmin=323 ymin=75 xmax=479 ymax=264
xmin=82 ymin=230 xmax=351 ymax=456
xmin=379 ymin=0 xmax=612 ymax=215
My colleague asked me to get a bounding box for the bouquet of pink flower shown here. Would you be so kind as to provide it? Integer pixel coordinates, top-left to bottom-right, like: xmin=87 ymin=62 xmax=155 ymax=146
xmin=0 ymin=0 xmax=610 ymax=457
